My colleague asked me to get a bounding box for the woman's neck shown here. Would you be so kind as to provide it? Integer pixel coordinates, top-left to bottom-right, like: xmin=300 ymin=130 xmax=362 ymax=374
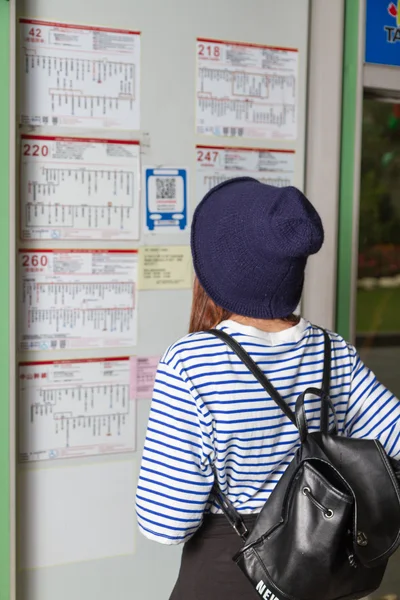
xmin=229 ymin=314 xmax=299 ymax=333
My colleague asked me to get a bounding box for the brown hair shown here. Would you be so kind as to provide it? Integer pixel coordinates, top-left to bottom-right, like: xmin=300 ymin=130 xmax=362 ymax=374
xmin=189 ymin=277 xmax=300 ymax=333
xmin=189 ymin=277 xmax=232 ymax=333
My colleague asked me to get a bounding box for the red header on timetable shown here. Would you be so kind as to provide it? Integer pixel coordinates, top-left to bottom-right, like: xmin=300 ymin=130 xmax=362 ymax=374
xmin=196 ymin=145 xmax=295 ymax=154
xmin=197 ymin=37 xmax=298 ymax=53
xmin=21 ymin=134 xmax=140 ymax=145
xmin=20 ymin=356 xmax=131 ymax=367
xmin=19 ymin=18 xmax=140 ymax=36
xmin=19 ymin=249 xmax=138 ymax=254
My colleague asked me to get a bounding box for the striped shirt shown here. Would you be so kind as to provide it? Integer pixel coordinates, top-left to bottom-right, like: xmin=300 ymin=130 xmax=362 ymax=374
xmin=135 ymin=319 xmax=400 ymax=545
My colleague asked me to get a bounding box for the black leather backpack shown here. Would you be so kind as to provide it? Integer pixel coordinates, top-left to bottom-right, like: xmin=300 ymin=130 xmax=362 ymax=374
xmin=209 ymin=328 xmax=400 ymax=600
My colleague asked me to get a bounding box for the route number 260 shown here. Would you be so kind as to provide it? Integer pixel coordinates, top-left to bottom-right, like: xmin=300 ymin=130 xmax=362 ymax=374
xmin=22 ymin=255 xmax=48 ymax=267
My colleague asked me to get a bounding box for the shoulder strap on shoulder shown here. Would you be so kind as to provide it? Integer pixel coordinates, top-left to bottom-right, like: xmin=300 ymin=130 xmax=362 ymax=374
xmin=208 ymin=327 xmax=332 ymax=431
xmin=206 ymin=326 xmax=332 ymax=537
xmin=320 ymin=328 xmax=332 ymax=434
xmin=207 ymin=328 xmax=296 ymax=425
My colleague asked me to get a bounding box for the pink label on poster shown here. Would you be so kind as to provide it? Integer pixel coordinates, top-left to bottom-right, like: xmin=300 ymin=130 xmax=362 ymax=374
xmin=130 ymin=356 xmax=160 ymax=400
xmin=136 ymin=356 xmax=160 ymax=399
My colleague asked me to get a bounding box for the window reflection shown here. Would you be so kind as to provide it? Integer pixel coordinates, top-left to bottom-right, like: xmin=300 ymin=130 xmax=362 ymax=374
xmin=357 ymin=98 xmax=400 ymax=598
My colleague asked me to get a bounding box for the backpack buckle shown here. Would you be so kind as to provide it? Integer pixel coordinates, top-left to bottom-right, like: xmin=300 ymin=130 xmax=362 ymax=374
xmin=233 ymin=519 xmax=249 ymax=540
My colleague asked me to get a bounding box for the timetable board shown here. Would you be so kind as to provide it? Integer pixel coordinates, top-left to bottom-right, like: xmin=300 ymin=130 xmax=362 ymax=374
xmin=15 ymin=1 xmax=310 ymax=599
xmin=18 ymin=249 xmax=138 ymax=352
xmin=20 ymin=136 xmax=141 ymax=241
xmin=19 ymin=357 xmax=136 ymax=462
xmin=19 ymin=18 xmax=141 ymax=129
xmin=196 ymin=38 xmax=298 ymax=140
xmin=196 ymin=146 xmax=295 ymax=200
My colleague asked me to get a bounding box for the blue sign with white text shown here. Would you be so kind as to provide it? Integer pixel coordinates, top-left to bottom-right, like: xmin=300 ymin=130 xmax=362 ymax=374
xmin=366 ymin=0 xmax=400 ymax=66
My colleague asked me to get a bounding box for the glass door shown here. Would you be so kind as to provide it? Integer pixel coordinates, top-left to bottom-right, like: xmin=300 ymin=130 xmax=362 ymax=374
xmin=357 ymin=96 xmax=400 ymax=598
xmin=357 ymin=98 xmax=400 ymax=397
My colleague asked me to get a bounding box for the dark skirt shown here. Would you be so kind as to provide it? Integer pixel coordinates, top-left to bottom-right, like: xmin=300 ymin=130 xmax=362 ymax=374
xmin=169 ymin=514 xmax=258 ymax=600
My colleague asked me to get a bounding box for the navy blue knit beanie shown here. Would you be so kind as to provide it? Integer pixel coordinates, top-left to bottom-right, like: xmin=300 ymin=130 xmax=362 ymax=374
xmin=191 ymin=177 xmax=324 ymax=319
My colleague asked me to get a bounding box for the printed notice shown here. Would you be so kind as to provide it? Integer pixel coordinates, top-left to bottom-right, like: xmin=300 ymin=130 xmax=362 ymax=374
xmin=19 ymin=19 xmax=141 ymax=129
xmin=18 ymin=249 xmax=138 ymax=351
xmin=138 ymin=246 xmax=192 ymax=290
xmin=19 ymin=357 xmax=136 ymax=462
xmin=131 ymin=356 xmax=160 ymax=400
xmin=196 ymin=146 xmax=295 ymax=199
xmin=20 ymin=136 xmax=140 ymax=241
xmin=196 ymin=38 xmax=298 ymax=140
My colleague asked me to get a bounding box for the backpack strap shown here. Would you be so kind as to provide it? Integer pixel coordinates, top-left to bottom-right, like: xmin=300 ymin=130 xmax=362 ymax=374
xmin=206 ymin=326 xmax=333 ymax=538
xmin=320 ymin=328 xmax=332 ymax=434
xmin=208 ymin=328 xmax=297 ymax=425
xmin=209 ymin=327 xmax=332 ymax=433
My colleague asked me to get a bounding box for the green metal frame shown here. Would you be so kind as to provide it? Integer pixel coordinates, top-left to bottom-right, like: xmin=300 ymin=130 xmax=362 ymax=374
xmin=336 ymin=0 xmax=360 ymax=340
xmin=0 ymin=1 xmax=10 ymax=598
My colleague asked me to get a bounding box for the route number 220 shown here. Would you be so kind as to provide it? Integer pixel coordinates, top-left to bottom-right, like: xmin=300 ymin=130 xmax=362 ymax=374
xmin=23 ymin=144 xmax=49 ymax=157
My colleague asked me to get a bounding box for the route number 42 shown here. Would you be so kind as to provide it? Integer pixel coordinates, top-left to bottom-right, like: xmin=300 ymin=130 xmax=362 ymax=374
xmin=28 ymin=27 xmax=42 ymax=38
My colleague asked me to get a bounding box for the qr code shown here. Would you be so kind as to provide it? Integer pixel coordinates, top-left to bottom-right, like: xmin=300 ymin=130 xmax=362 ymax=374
xmin=42 ymin=116 xmax=49 ymax=124
xmin=52 ymin=117 xmax=58 ymax=125
xmin=51 ymin=341 xmax=57 ymax=349
xmin=156 ymin=178 xmax=176 ymax=199
xmin=60 ymin=340 xmax=66 ymax=349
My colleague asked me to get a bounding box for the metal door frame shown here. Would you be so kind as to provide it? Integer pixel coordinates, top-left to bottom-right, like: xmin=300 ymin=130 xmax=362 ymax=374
xmin=303 ymin=0 xmax=345 ymax=330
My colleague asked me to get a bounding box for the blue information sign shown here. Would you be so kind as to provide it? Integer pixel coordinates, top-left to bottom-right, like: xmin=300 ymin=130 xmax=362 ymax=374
xmin=365 ymin=0 xmax=400 ymax=66
xmin=144 ymin=168 xmax=188 ymax=232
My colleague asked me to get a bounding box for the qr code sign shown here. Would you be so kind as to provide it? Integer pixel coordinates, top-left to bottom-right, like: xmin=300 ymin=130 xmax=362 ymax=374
xmin=156 ymin=177 xmax=176 ymax=199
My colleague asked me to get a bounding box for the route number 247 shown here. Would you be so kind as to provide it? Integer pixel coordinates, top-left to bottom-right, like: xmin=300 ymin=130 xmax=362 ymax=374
xmin=23 ymin=144 xmax=49 ymax=157
xmin=197 ymin=150 xmax=219 ymax=162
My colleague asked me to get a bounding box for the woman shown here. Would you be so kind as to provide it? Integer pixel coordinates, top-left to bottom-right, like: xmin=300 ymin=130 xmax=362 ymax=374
xmin=135 ymin=178 xmax=400 ymax=599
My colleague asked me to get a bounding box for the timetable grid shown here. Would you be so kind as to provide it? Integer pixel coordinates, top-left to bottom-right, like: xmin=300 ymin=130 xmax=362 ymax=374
xmin=19 ymin=358 xmax=135 ymax=462
xmin=20 ymin=136 xmax=140 ymax=240
xmin=19 ymin=18 xmax=141 ymax=129
xmin=18 ymin=250 xmax=138 ymax=351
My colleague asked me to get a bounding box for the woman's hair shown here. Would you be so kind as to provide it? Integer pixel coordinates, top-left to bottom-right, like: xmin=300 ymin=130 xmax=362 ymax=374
xmin=189 ymin=277 xmax=232 ymax=333
xmin=189 ymin=277 xmax=300 ymax=333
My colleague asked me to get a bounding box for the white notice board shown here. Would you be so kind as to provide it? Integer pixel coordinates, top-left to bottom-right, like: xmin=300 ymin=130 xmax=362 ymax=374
xmin=196 ymin=38 xmax=298 ymax=140
xmin=19 ymin=461 xmax=136 ymax=569
xmin=20 ymin=135 xmax=141 ymax=241
xmin=196 ymin=146 xmax=295 ymax=200
xmin=19 ymin=357 xmax=136 ymax=462
xmin=19 ymin=18 xmax=141 ymax=129
xmin=18 ymin=249 xmax=138 ymax=351
xmin=16 ymin=1 xmax=310 ymax=600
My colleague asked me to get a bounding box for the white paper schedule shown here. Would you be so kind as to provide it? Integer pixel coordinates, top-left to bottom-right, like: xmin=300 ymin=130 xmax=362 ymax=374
xmin=19 ymin=357 xmax=136 ymax=462
xmin=18 ymin=249 xmax=138 ymax=351
xmin=196 ymin=38 xmax=298 ymax=140
xmin=196 ymin=146 xmax=295 ymax=199
xmin=19 ymin=19 xmax=141 ymax=129
xmin=20 ymin=136 xmax=140 ymax=241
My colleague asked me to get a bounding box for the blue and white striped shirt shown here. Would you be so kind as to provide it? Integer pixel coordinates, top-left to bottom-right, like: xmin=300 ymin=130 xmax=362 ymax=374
xmin=135 ymin=319 xmax=400 ymax=545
